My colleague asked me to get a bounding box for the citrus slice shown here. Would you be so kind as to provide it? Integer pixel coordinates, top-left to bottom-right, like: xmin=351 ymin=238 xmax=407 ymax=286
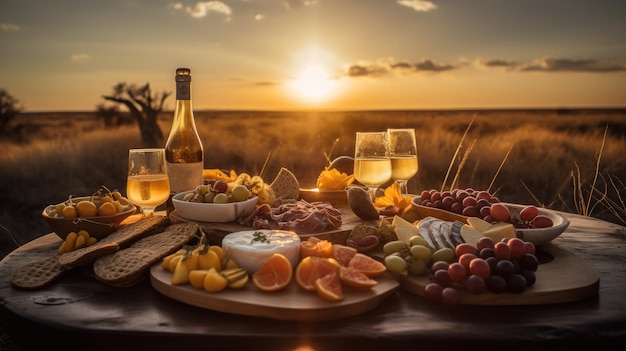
xmin=252 ymin=253 xmax=293 ymax=292
xmin=332 ymin=244 xmax=357 ymax=267
xmin=347 ymin=253 xmax=387 ymax=278
xmin=314 ymin=271 xmax=344 ymax=301
xmin=295 ymin=256 xmax=340 ymax=292
xmin=339 ymin=266 xmax=378 ymax=289
xmin=300 ymin=237 xmax=334 ymax=260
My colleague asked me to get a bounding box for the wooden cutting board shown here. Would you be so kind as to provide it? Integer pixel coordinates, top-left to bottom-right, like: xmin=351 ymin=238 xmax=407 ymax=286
xmin=394 ymin=243 xmax=599 ymax=305
xmin=150 ymin=264 xmax=399 ymax=321
xmin=169 ymin=205 xmax=377 ymax=245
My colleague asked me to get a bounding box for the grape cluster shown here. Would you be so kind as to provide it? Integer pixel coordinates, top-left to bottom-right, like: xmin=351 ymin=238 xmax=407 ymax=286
xmin=182 ymin=180 xmax=250 ymax=204
xmin=418 ymin=188 xmax=553 ymax=228
xmin=424 ymin=237 xmax=539 ymax=305
xmin=383 ymin=237 xmax=456 ymax=277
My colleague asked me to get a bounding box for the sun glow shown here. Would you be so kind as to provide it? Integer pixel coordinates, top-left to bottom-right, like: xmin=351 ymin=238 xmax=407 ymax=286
xmin=287 ymin=65 xmax=335 ymax=104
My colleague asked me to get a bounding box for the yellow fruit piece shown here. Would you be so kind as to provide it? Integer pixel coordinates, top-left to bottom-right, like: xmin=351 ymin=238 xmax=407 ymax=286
xmin=203 ymin=268 xmax=228 ymax=293
xmin=74 ymin=235 xmax=86 ymax=250
xmin=97 ymin=201 xmax=118 ymax=216
xmin=57 ymin=241 xmax=66 ymax=255
xmin=224 ymin=258 xmax=239 ymax=269
xmin=171 ymin=259 xmax=190 ymax=285
xmin=228 ymin=274 xmax=249 ymax=289
xmin=62 ymin=205 xmax=77 ymax=219
xmin=208 ymin=245 xmax=225 ymax=262
xmin=162 ymin=250 xmax=184 ymax=270
xmin=183 ymin=252 xmax=199 ymax=271
xmin=197 ymin=250 xmax=221 ymax=271
xmin=76 ymin=200 xmax=97 ymax=217
xmin=316 ymin=168 xmax=355 ymax=190
xmin=64 ymin=232 xmax=78 ymax=253
xmin=189 ymin=270 xmax=209 ymax=289
xmin=78 ymin=230 xmax=90 ymax=241
xmin=168 ymin=254 xmax=183 ymax=273
xmin=86 ymin=237 xmax=98 ymax=246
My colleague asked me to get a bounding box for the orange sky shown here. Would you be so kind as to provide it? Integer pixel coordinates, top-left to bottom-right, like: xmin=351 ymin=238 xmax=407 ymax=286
xmin=1 ymin=0 xmax=625 ymax=111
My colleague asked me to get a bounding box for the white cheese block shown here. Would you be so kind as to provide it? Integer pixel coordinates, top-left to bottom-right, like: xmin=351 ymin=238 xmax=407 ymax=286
xmin=482 ymin=222 xmax=517 ymax=242
xmin=222 ymin=230 xmax=301 ymax=274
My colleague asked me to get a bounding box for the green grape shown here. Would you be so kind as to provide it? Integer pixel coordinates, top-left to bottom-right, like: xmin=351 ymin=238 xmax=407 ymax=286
xmin=183 ymin=193 xmax=194 ymax=202
xmin=410 ymin=245 xmax=432 ymax=261
xmin=383 ymin=240 xmax=409 ymax=256
xmin=384 ymin=255 xmax=408 ymax=273
xmin=431 ymin=247 xmax=456 ymax=263
xmin=408 ymin=235 xmax=429 ymax=248
xmin=196 ymin=184 xmax=209 ymax=196
xmin=213 ymin=193 xmax=229 ymax=204
xmin=203 ymin=192 xmax=216 ymax=203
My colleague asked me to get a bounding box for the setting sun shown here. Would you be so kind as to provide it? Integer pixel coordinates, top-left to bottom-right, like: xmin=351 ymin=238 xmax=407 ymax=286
xmin=287 ymin=65 xmax=335 ymax=104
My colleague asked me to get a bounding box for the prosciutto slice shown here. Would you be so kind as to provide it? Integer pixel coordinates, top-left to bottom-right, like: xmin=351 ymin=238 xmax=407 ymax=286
xmin=239 ymin=200 xmax=342 ymax=233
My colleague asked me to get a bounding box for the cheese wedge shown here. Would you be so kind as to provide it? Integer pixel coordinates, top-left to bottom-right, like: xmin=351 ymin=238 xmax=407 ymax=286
xmin=466 ymin=217 xmax=492 ymax=232
xmin=460 ymin=225 xmax=483 ymax=247
xmin=482 ymin=222 xmax=517 ymax=242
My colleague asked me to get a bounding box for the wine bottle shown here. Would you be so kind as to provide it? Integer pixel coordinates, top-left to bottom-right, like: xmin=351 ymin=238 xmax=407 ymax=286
xmin=164 ymin=68 xmax=204 ymax=214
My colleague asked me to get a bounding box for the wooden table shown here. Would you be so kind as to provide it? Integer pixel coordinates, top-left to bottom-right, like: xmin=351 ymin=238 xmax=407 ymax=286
xmin=1 ymin=210 xmax=625 ymax=351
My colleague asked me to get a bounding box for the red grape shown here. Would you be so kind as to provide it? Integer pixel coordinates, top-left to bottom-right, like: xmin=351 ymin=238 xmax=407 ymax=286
xmin=430 ymin=261 xmax=449 ymax=274
xmin=447 ymin=263 xmax=467 ymax=283
xmin=507 ymin=238 xmax=526 ymax=259
xmin=433 ymin=269 xmax=451 ymax=287
xmin=462 ymin=206 xmax=479 ymax=217
xmin=441 ymin=287 xmax=462 ymax=305
xmin=465 ymin=275 xmax=486 ymax=294
xmin=520 ymin=205 xmax=539 ymax=222
xmin=531 ymin=215 xmax=553 ymax=228
xmin=469 ymin=258 xmax=491 ymax=279
xmin=476 ymin=237 xmax=494 ymax=251
xmin=490 ymin=203 xmax=511 ymax=222
xmin=462 ymin=196 xmax=477 ymax=208
xmin=495 ymin=259 xmax=515 ymax=278
xmin=475 ymin=191 xmax=491 ymax=201
xmin=455 ymin=243 xmax=477 ymax=258
xmin=431 ymin=191 xmax=442 ymax=202
xmin=441 ymin=196 xmax=455 ymax=211
xmin=450 ymin=202 xmax=463 ymax=214
xmin=212 ymin=180 xmax=229 ymax=193
xmin=524 ymin=241 xmax=536 ymax=255
xmin=424 ymin=283 xmax=443 ymax=302
xmin=507 ymin=274 xmax=527 ymax=293
xmin=493 ymin=241 xmax=511 ymax=260
xmin=458 ymin=253 xmax=477 ymax=270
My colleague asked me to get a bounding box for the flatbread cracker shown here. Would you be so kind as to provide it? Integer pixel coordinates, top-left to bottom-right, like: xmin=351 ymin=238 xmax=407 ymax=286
xmin=11 ymin=256 xmax=66 ymax=290
xmin=270 ymin=167 xmax=300 ymax=201
xmin=58 ymin=215 xmax=169 ymax=269
xmin=93 ymin=223 xmax=197 ymax=287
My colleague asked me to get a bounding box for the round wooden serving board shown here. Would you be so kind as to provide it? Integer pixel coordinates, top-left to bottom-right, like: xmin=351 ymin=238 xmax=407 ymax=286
xmin=150 ymin=264 xmax=399 ymax=321
xmin=396 ymin=243 xmax=599 ymax=305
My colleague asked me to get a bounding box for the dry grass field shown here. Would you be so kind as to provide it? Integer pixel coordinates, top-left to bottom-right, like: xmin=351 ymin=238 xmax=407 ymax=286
xmin=1 ymin=109 xmax=625 ymax=258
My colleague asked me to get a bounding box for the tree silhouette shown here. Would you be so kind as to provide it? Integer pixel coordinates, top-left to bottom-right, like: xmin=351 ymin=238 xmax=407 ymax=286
xmin=102 ymin=83 xmax=171 ymax=147
xmin=0 ymin=89 xmax=22 ymax=135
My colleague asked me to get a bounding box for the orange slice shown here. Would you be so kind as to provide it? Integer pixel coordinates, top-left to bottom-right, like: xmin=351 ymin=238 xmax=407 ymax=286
xmin=252 ymin=253 xmax=293 ymax=292
xmin=295 ymin=256 xmax=340 ymax=292
xmin=332 ymin=244 xmax=357 ymax=267
xmin=347 ymin=253 xmax=387 ymax=278
xmin=339 ymin=266 xmax=378 ymax=289
xmin=314 ymin=271 xmax=344 ymax=301
xmin=300 ymin=237 xmax=334 ymax=260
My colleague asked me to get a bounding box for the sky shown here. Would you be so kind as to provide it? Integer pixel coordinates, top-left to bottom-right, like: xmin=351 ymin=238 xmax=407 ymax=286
xmin=1 ymin=0 xmax=625 ymax=112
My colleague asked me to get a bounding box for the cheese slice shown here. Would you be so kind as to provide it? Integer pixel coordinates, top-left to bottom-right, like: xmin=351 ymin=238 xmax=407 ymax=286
xmin=460 ymin=225 xmax=483 ymax=248
xmin=482 ymin=222 xmax=517 ymax=242
xmin=466 ymin=217 xmax=492 ymax=232
xmin=222 ymin=230 xmax=301 ymax=274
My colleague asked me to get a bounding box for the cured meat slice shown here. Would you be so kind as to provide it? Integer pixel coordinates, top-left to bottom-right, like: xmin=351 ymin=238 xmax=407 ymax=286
xmin=239 ymin=200 xmax=342 ymax=234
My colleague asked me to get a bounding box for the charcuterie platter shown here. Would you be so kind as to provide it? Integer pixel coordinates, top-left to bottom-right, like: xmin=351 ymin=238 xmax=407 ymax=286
xmin=150 ymin=264 xmax=399 ymax=321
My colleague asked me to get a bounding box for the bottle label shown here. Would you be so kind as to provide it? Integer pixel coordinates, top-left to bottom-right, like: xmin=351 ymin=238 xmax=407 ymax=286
xmin=166 ymin=161 xmax=204 ymax=193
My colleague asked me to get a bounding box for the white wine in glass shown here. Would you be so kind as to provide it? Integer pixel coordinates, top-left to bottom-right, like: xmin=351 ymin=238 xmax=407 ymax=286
xmin=127 ymin=148 xmax=170 ymax=216
xmin=354 ymin=131 xmax=392 ymax=202
xmin=388 ymin=128 xmax=418 ymax=194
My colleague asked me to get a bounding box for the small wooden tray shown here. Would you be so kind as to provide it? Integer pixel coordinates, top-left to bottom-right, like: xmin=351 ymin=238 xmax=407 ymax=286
xmin=150 ymin=264 xmax=399 ymax=321
xmin=396 ymin=243 xmax=599 ymax=305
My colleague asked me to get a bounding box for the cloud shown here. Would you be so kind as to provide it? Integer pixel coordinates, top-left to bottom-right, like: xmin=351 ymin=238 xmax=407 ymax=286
xmin=476 ymin=57 xmax=626 ymax=73
xmin=1 ymin=23 xmax=20 ymax=31
xmin=255 ymin=14 xmax=265 ymax=21
xmin=174 ymin=1 xmax=232 ymax=20
xmin=519 ymin=57 xmax=626 ymax=73
xmin=70 ymin=53 xmax=90 ymax=62
xmin=397 ymin=0 xmax=437 ymax=12
xmin=284 ymin=0 xmax=318 ymax=10
xmin=343 ymin=58 xmax=460 ymax=78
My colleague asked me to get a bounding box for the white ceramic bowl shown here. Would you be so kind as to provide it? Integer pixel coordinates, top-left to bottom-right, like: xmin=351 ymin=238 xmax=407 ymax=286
xmin=503 ymin=203 xmax=570 ymax=246
xmin=172 ymin=191 xmax=258 ymax=223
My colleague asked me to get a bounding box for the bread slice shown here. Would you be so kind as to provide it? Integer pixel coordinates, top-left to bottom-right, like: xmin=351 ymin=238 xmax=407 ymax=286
xmin=93 ymin=223 xmax=197 ymax=287
xmin=270 ymin=167 xmax=300 ymax=201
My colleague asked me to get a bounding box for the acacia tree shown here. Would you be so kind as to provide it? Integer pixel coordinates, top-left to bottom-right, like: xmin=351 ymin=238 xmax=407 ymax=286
xmin=102 ymin=83 xmax=171 ymax=147
xmin=0 ymin=89 xmax=22 ymax=135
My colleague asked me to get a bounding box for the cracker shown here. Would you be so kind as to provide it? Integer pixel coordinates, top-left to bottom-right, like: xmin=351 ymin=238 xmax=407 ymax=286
xmin=11 ymin=256 xmax=66 ymax=290
xmin=270 ymin=167 xmax=300 ymax=201
xmin=93 ymin=223 xmax=197 ymax=287
xmin=58 ymin=215 xmax=169 ymax=269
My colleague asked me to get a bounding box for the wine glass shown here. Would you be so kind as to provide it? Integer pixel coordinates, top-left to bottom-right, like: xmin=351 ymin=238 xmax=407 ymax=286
xmin=354 ymin=131 xmax=392 ymax=202
xmin=127 ymin=148 xmax=170 ymax=216
xmin=387 ymin=128 xmax=418 ymax=194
